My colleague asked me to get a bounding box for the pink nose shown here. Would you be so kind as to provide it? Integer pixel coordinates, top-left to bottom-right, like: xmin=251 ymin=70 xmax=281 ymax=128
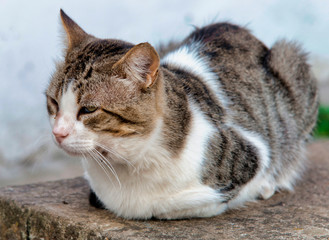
xmin=52 ymin=129 xmax=69 ymax=144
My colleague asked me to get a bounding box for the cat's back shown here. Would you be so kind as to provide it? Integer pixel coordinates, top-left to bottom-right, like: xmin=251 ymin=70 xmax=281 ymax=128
xmin=164 ymin=23 xmax=272 ymax=137
xmin=184 ymin=22 xmax=267 ymax=55
xmin=181 ymin=22 xmax=317 ymax=140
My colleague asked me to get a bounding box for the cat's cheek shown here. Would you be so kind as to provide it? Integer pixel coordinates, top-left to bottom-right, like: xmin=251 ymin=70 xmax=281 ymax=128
xmin=66 ymin=122 xmax=98 ymax=153
xmin=48 ymin=115 xmax=56 ymax=132
xmin=49 ymin=116 xmax=58 ymax=143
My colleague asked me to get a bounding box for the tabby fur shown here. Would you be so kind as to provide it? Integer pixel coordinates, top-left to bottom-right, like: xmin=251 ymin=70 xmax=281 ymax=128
xmin=46 ymin=10 xmax=318 ymax=219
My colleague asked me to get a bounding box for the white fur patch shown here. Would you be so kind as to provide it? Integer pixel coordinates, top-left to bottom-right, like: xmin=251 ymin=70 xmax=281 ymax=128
xmin=52 ymin=85 xmax=76 ymax=131
xmin=50 ymin=83 xmax=78 ymax=129
xmin=160 ymin=101 xmax=227 ymax=218
xmin=165 ymin=101 xmax=217 ymax=184
xmin=162 ymin=43 xmax=229 ymax=108
xmin=60 ymin=83 xmax=79 ymax=115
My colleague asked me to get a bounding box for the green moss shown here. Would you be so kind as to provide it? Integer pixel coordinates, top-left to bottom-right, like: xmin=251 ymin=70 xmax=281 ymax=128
xmin=314 ymin=105 xmax=329 ymax=138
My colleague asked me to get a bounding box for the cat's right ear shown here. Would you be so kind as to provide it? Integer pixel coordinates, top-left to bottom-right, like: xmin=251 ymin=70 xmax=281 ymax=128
xmin=60 ymin=9 xmax=89 ymax=50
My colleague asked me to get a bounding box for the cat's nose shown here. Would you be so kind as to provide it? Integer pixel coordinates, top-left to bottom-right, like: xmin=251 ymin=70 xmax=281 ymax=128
xmin=52 ymin=128 xmax=69 ymax=144
xmin=52 ymin=113 xmax=72 ymax=144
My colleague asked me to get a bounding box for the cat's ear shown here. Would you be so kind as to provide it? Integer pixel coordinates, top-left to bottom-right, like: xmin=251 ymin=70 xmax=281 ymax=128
xmin=60 ymin=9 xmax=89 ymax=50
xmin=113 ymin=43 xmax=160 ymax=89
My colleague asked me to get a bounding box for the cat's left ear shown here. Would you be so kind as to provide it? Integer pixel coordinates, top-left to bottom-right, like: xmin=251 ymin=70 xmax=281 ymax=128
xmin=60 ymin=9 xmax=90 ymax=50
xmin=113 ymin=43 xmax=160 ymax=89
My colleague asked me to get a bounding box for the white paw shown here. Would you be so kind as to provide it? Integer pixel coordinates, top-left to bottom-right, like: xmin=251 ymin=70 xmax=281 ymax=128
xmin=260 ymin=185 xmax=275 ymax=200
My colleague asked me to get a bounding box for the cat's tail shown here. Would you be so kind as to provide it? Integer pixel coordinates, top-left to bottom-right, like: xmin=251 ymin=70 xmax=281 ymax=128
xmin=265 ymin=40 xmax=319 ymax=139
xmin=267 ymin=40 xmax=309 ymax=86
xmin=265 ymin=41 xmax=319 ymax=192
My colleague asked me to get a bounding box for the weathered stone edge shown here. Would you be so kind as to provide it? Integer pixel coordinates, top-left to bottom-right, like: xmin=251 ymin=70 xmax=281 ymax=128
xmin=0 ymin=198 xmax=104 ymax=240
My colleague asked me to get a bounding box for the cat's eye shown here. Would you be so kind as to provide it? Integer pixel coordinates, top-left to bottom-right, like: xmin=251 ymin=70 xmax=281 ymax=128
xmin=79 ymin=106 xmax=98 ymax=115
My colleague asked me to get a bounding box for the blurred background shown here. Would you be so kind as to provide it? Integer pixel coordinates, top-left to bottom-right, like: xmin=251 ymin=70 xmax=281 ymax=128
xmin=1 ymin=0 xmax=329 ymax=187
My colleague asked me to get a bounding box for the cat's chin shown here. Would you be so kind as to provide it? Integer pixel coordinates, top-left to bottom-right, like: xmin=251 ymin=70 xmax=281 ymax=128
xmin=63 ymin=149 xmax=83 ymax=157
xmin=58 ymin=145 xmax=86 ymax=157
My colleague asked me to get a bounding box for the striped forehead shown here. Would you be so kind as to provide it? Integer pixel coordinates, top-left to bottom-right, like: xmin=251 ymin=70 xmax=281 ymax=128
xmin=58 ymin=77 xmax=86 ymax=104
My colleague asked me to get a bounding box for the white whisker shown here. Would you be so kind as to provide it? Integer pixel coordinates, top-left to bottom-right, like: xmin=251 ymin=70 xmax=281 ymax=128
xmin=87 ymin=150 xmax=115 ymax=187
xmin=94 ymin=142 xmax=136 ymax=170
xmin=67 ymin=141 xmax=93 ymax=152
xmin=63 ymin=140 xmax=127 ymax=188
xmin=93 ymin=148 xmax=122 ymax=188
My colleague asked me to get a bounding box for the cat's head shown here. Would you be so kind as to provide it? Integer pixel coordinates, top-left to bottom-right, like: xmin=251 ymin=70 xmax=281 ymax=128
xmin=46 ymin=10 xmax=163 ymax=160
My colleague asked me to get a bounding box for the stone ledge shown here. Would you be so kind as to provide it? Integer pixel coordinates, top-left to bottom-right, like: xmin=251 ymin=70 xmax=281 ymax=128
xmin=1 ymin=141 xmax=329 ymax=240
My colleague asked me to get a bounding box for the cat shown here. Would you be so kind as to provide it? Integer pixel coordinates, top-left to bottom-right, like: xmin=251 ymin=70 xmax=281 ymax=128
xmin=46 ymin=9 xmax=318 ymax=220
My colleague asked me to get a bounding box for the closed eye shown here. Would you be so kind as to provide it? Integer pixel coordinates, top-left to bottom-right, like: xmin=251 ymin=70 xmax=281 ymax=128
xmin=47 ymin=96 xmax=59 ymax=115
xmin=102 ymin=109 xmax=144 ymax=124
xmin=50 ymin=98 xmax=58 ymax=107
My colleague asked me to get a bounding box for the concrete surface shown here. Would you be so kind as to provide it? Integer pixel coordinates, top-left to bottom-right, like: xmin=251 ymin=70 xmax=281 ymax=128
xmin=0 ymin=141 xmax=328 ymax=240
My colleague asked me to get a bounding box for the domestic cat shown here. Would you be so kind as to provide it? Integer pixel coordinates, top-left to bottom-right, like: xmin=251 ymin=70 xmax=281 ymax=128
xmin=46 ymin=9 xmax=318 ymax=220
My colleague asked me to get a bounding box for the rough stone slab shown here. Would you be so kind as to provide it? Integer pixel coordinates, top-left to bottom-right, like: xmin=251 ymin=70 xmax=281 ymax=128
xmin=0 ymin=141 xmax=329 ymax=240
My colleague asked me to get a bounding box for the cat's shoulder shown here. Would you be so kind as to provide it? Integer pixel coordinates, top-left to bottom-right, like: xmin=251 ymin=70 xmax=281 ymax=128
xmin=157 ymin=22 xmax=259 ymax=58
xmin=187 ymin=22 xmax=253 ymax=42
xmin=183 ymin=22 xmax=265 ymax=53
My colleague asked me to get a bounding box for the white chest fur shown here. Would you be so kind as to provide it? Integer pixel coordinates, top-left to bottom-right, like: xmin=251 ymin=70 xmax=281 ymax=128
xmin=83 ymin=105 xmax=227 ymax=219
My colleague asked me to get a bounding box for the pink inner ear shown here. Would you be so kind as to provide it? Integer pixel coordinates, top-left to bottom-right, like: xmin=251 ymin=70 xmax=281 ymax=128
xmin=144 ymin=49 xmax=160 ymax=88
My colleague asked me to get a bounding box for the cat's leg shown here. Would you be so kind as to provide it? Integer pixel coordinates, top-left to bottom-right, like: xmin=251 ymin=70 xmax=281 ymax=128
xmin=153 ymin=185 xmax=227 ymax=219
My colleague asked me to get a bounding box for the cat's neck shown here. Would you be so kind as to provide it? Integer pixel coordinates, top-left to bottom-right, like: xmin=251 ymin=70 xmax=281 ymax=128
xmin=117 ymin=117 xmax=171 ymax=173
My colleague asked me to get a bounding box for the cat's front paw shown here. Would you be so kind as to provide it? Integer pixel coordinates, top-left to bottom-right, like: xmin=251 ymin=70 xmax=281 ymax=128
xmin=259 ymin=185 xmax=276 ymax=200
xmin=155 ymin=202 xmax=228 ymax=220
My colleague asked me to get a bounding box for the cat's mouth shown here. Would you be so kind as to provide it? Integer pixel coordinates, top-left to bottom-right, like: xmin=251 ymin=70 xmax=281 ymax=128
xmin=55 ymin=143 xmax=82 ymax=156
